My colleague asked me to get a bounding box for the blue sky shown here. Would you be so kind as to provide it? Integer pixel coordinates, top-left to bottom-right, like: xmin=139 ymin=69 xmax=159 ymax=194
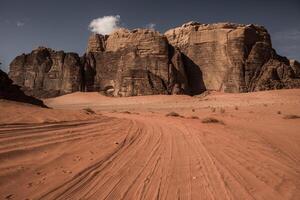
xmin=0 ymin=0 xmax=299 ymax=71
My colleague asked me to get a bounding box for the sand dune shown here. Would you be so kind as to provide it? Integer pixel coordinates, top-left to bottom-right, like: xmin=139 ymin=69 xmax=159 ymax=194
xmin=0 ymin=90 xmax=300 ymax=199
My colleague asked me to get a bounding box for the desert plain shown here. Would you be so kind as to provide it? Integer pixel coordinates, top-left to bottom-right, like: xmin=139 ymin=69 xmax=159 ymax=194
xmin=0 ymin=89 xmax=299 ymax=199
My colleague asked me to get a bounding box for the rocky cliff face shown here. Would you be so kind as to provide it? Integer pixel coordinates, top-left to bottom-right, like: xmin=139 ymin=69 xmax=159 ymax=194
xmin=0 ymin=69 xmax=46 ymax=107
xmin=8 ymin=22 xmax=300 ymax=98
xmin=165 ymin=22 xmax=300 ymax=93
xmin=289 ymin=60 xmax=300 ymax=77
xmin=9 ymin=47 xmax=83 ymax=98
xmin=86 ymin=34 xmax=106 ymax=53
xmin=84 ymin=28 xmax=188 ymax=96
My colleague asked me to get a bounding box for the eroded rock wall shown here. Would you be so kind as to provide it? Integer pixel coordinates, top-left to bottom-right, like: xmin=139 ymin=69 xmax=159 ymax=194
xmin=165 ymin=22 xmax=300 ymax=93
xmin=84 ymin=29 xmax=189 ymax=96
xmin=8 ymin=22 xmax=300 ymax=98
xmin=9 ymin=47 xmax=83 ymax=98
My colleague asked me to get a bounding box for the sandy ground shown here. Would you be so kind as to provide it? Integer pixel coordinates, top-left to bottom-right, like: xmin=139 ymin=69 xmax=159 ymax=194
xmin=0 ymin=89 xmax=300 ymax=199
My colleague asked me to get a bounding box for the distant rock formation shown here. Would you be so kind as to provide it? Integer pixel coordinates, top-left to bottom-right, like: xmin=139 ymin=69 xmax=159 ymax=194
xmin=9 ymin=47 xmax=83 ymax=98
xmin=289 ymin=60 xmax=300 ymax=77
xmin=84 ymin=28 xmax=188 ymax=96
xmin=0 ymin=69 xmax=46 ymax=107
xmin=165 ymin=22 xmax=300 ymax=93
xmin=8 ymin=22 xmax=300 ymax=98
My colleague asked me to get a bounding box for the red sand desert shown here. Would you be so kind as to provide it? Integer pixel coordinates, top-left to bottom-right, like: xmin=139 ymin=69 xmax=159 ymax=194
xmin=0 ymin=89 xmax=300 ymax=199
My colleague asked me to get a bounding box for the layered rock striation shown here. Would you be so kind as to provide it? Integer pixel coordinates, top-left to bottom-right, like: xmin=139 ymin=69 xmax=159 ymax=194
xmin=8 ymin=22 xmax=300 ymax=98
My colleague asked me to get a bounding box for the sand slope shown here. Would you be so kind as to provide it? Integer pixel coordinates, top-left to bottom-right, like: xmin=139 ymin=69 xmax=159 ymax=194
xmin=0 ymin=90 xmax=300 ymax=199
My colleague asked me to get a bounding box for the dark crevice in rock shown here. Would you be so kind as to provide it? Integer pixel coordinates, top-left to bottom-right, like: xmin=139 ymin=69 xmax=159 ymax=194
xmin=181 ymin=53 xmax=206 ymax=95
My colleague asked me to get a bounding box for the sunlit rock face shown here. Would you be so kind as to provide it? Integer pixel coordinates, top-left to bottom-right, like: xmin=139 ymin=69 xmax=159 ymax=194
xmin=165 ymin=22 xmax=300 ymax=94
xmin=86 ymin=34 xmax=106 ymax=53
xmin=84 ymin=28 xmax=189 ymax=96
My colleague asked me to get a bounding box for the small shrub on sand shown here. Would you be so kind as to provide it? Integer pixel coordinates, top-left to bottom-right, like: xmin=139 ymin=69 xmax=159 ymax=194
xmin=121 ymin=111 xmax=131 ymax=114
xmin=211 ymin=107 xmax=216 ymax=112
xmin=189 ymin=116 xmax=199 ymax=119
xmin=202 ymin=117 xmax=224 ymax=125
xmin=166 ymin=112 xmax=181 ymax=117
xmin=263 ymin=104 xmax=268 ymax=107
xmin=283 ymin=115 xmax=300 ymax=119
xmin=235 ymin=106 xmax=239 ymax=110
xmin=192 ymin=108 xmax=195 ymax=112
xmin=277 ymin=111 xmax=281 ymax=115
xmin=83 ymin=107 xmax=96 ymax=114
xmin=220 ymin=108 xmax=225 ymax=114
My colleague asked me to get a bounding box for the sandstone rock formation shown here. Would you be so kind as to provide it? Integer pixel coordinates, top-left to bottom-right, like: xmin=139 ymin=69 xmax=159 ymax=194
xmin=0 ymin=69 xmax=46 ymax=107
xmin=165 ymin=22 xmax=300 ymax=93
xmin=86 ymin=34 xmax=106 ymax=53
xmin=9 ymin=47 xmax=83 ymax=98
xmin=8 ymin=22 xmax=300 ymax=98
xmin=289 ymin=60 xmax=300 ymax=77
xmin=84 ymin=28 xmax=188 ymax=96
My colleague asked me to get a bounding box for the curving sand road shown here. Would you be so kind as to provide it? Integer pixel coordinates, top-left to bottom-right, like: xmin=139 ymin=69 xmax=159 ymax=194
xmin=0 ymin=90 xmax=300 ymax=199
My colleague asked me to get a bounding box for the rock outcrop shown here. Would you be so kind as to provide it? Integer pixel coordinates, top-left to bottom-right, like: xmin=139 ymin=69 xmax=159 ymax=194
xmin=86 ymin=34 xmax=106 ymax=53
xmin=8 ymin=22 xmax=300 ymax=98
xmin=9 ymin=47 xmax=83 ymax=98
xmin=84 ymin=28 xmax=188 ymax=96
xmin=165 ymin=22 xmax=300 ymax=93
xmin=289 ymin=60 xmax=300 ymax=77
xmin=0 ymin=69 xmax=46 ymax=107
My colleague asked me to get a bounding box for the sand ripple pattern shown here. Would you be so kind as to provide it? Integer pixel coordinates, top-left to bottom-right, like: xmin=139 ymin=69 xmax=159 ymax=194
xmin=0 ymin=115 xmax=299 ymax=200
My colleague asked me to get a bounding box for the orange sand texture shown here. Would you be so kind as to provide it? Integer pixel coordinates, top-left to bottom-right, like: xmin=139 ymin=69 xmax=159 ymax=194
xmin=0 ymin=89 xmax=299 ymax=199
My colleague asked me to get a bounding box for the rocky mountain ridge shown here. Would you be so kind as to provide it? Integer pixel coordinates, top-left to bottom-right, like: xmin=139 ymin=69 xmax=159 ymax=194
xmin=7 ymin=22 xmax=300 ymax=98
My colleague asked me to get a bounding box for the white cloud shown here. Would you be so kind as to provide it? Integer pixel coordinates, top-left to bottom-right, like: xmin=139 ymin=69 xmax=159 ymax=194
xmin=145 ymin=23 xmax=156 ymax=29
xmin=16 ymin=21 xmax=25 ymax=27
xmin=89 ymin=15 xmax=121 ymax=35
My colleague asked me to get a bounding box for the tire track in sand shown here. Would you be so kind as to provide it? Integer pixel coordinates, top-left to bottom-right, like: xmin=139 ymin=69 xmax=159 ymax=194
xmin=0 ymin=113 xmax=299 ymax=199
